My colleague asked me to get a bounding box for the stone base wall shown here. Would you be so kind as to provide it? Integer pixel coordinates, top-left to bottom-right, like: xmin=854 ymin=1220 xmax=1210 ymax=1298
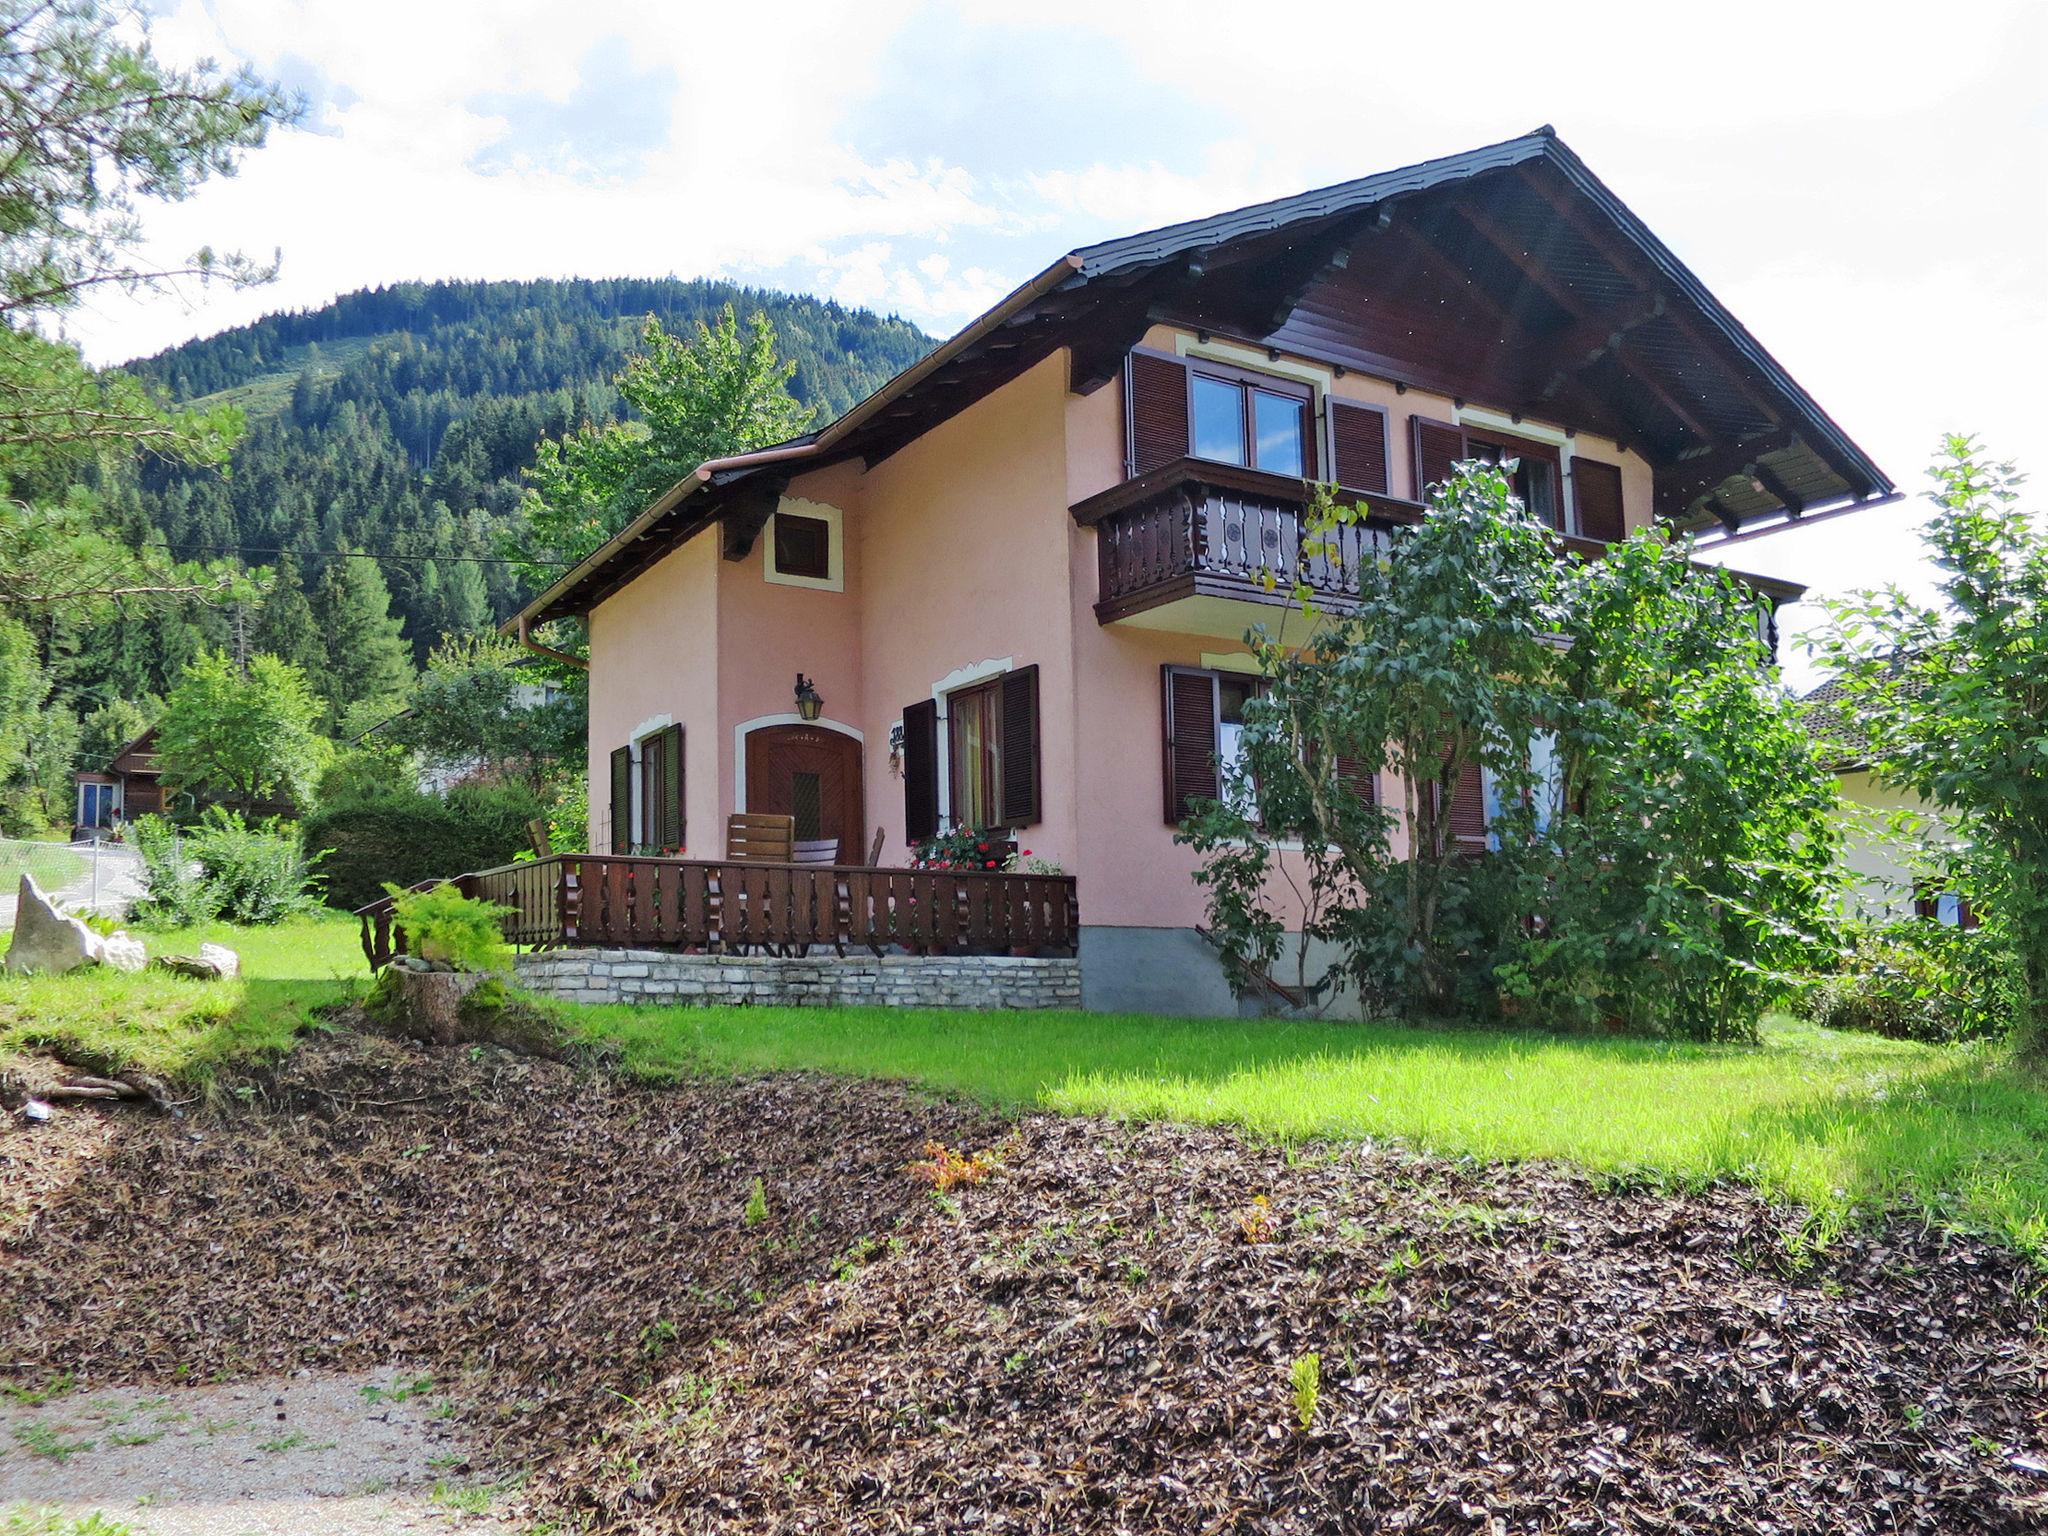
xmin=515 ymin=948 xmax=1082 ymax=1011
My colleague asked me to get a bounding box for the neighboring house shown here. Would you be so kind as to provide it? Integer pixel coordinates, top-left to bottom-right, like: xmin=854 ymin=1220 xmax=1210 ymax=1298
xmin=507 ymin=128 xmax=1892 ymax=1015
xmin=1802 ymin=677 xmax=1970 ymax=926
xmin=72 ymin=724 xmax=166 ymax=837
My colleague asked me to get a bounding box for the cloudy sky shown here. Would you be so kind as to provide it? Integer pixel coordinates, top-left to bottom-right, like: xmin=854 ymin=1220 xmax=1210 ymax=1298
xmin=69 ymin=0 xmax=2047 ymax=687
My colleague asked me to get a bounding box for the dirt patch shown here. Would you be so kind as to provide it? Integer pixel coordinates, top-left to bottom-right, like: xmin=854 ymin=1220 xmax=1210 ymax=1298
xmin=0 ymin=1369 xmax=512 ymax=1534
xmin=0 ymin=1031 xmax=996 ymax=1453
xmin=2 ymin=1030 xmax=2043 ymax=1533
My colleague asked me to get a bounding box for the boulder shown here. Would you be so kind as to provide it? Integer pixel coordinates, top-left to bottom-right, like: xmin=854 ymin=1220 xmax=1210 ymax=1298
xmin=4 ymin=876 xmax=99 ymax=975
xmin=98 ymin=931 xmax=147 ymax=972
xmin=198 ymin=942 xmax=240 ymax=979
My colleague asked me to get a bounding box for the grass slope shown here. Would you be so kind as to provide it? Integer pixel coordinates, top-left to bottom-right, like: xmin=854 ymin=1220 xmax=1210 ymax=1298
xmin=4 ymin=916 xmax=2042 ymax=1255
xmin=0 ymin=916 xmax=361 ymax=1082
xmin=566 ymin=1001 xmax=2048 ymax=1257
xmin=0 ymin=842 xmax=86 ymax=899
xmin=179 ymin=335 xmax=378 ymax=421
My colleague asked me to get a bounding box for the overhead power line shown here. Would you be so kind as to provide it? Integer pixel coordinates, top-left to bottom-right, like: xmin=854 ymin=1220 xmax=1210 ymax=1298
xmin=155 ymin=543 xmax=575 ymax=568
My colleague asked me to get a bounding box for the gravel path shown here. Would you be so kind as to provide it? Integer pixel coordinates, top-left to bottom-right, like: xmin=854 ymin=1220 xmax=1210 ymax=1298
xmin=0 ymin=1369 xmax=518 ymax=1534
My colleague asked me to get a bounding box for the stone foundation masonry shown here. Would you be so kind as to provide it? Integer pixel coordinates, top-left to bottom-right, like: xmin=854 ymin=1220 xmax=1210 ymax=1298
xmin=514 ymin=947 xmax=1082 ymax=1011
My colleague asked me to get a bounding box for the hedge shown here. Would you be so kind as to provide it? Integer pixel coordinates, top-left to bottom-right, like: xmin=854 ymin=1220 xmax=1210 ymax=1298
xmin=304 ymin=784 xmax=544 ymax=911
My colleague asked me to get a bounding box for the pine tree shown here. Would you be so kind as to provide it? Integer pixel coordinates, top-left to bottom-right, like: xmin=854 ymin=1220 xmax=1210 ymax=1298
xmin=252 ymin=553 xmax=325 ymax=676
xmin=310 ymin=552 xmax=413 ymax=728
xmin=438 ymin=556 xmax=490 ymax=637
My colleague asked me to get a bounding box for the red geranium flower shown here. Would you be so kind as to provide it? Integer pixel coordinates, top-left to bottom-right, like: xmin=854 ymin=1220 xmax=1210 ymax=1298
xmin=977 ymin=842 xmax=989 ymax=852
xmin=985 ymin=859 xmax=997 ymax=868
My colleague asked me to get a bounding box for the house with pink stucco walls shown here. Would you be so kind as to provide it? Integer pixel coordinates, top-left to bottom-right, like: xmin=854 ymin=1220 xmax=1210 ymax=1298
xmin=505 ymin=128 xmax=1890 ymax=1016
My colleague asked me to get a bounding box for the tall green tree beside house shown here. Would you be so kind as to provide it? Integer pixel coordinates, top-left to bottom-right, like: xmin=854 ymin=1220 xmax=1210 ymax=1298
xmin=513 ymin=308 xmax=814 ymax=587
xmin=1184 ymin=464 xmax=1837 ymax=1039
xmin=1822 ymin=436 xmax=2048 ymax=1056
xmin=310 ymin=553 xmax=413 ymax=729
xmin=157 ymin=650 xmax=326 ymax=813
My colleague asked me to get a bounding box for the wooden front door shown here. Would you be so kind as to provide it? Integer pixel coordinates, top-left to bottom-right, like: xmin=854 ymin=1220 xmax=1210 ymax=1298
xmin=744 ymin=725 xmax=864 ymax=862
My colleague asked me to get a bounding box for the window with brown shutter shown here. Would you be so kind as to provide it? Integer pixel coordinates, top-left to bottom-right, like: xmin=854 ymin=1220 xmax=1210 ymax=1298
xmin=1126 ymin=349 xmax=1190 ymax=475
xmin=1335 ymin=755 xmax=1378 ymax=807
xmin=902 ymin=698 xmax=939 ymax=843
xmin=637 ymin=723 xmax=684 ymax=852
xmin=1328 ymin=400 xmax=1390 ymax=495
xmin=1162 ymin=666 xmax=1220 ymax=823
xmin=1465 ymin=427 xmax=1564 ymax=529
xmin=999 ymin=664 xmax=1041 ymax=827
xmin=1411 ymin=417 xmax=1466 ymax=502
xmin=609 ymin=745 xmax=631 ymax=855
xmin=1436 ymin=755 xmax=1489 ymax=855
xmin=1571 ymin=457 xmax=1626 ymax=542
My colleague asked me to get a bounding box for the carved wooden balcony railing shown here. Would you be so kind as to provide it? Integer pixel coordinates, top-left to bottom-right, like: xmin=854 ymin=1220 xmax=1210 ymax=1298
xmin=1070 ymin=459 xmax=1425 ymax=624
xmin=356 ymin=853 xmax=1081 ymax=968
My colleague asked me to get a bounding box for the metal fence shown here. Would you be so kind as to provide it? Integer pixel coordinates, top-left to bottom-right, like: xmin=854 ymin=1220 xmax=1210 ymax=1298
xmin=0 ymin=836 xmax=147 ymax=930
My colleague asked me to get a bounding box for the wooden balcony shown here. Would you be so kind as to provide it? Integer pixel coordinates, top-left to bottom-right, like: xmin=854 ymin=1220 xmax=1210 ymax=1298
xmin=356 ymin=853 xmax=1081 ymax=968
xmin=1071 ymin=459 xmax=1425 ymax=630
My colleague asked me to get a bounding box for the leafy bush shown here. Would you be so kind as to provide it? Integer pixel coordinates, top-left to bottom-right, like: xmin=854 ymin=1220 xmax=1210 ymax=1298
xmin=131 ymin=812 xmax=210 ymax=925
xmin=132 ymin=807 xmax=324 ymax=926
xmin=384 ymin=881 xmax=511 ymax=971
xmin=1811 ymin=922 xmax=2019 ymax=1043
xmin=304 ymin=782 xmax=544 ymax=911
xmin=1182 ymin=465 xmax=1839 ymax=1041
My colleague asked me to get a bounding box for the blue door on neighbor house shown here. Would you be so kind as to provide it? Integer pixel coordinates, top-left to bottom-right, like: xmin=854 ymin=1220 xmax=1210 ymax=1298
xmin=77 ymin=780 xmax=118 ymax=829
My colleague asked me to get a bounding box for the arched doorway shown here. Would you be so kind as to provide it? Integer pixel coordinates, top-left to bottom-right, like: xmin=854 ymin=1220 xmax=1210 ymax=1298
xmin=743 ymin=724 xmax=865 ymax=862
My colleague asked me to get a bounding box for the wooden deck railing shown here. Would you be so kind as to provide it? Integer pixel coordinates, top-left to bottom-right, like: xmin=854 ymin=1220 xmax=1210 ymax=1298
xmin=354 ymin=853 xmax=1080 ymax=970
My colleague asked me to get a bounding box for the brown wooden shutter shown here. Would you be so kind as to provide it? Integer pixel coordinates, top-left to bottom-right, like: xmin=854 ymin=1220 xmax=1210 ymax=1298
xmin=1335 ymin=755 xmax=1377 ymax=807
xmin=660 ymin=723 xmax=684 ymax=850
xmin=1411 ymin=417 xmax=1466 ymax=503
xmin=1162 ymin=665 xmax=1219 ymax=823
xmin=609 ymin=745 xmax=631 ymax=854
xmin=998 ymin=664 xmax=1041 ymax=827
xmin=1447 ymin=756 xmax=1488 ymax=853
xmin=1126 ymin=350 xmax=1190 ymax=475
xmin=1328 ymin=400 xmax=1390 ymax=494
xmin=902 ymin=698 xmax=939 ymax=843
xmin=1572 ymin=457 xmax=1626 ymax=542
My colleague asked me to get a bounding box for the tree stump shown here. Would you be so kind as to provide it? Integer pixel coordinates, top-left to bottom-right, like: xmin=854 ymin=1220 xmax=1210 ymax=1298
xmin=377 ymin=966 xmax=488 ymax=1047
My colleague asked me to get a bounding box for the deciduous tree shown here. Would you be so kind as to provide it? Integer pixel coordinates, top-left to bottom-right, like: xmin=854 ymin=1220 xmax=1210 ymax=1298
xmin=512 ymin=308 xmax=812 ymax=586
xmin=157 ymin=650 xmax=326 ymax=813
xmin=1822 ymin=436 xmax=2048 ymax=1054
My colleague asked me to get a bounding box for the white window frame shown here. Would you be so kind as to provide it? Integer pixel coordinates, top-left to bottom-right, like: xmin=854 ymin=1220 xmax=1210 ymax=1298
xmin=623 ymin=713 xmax=675 ymax=848
xmin=763 ymin=497 xmax=844 ymax=593
xmin=929 ymin=656 xmax=1014 ymax=830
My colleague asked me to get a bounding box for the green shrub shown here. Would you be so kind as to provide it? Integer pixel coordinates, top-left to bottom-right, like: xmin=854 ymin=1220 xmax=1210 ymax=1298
xmin=385 ymin=881 xmax=512 ymax=971
xmin=131 ymin=813 xmax=212 ymax=926
xmin=133 ymin=808 xmax=325 ymax=926
xmin=1811 ymin=921 xmax=2018 ymax=1043
xmin=304 ymin=782 xmax=544 ymax=911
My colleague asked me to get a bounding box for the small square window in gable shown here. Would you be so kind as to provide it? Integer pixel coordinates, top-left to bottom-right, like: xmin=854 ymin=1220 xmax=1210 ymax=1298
xmin=773 ymin=513 xmax=831 ymax=580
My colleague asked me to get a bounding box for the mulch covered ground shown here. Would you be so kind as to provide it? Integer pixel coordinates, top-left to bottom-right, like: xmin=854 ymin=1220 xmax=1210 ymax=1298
xmin=3 ymin=1029 xmax=2043 ymax=1534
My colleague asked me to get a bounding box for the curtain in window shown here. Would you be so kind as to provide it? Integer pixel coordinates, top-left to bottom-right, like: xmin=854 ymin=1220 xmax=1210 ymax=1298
xmin=949 ymin=684 xmax=1000 ymax=830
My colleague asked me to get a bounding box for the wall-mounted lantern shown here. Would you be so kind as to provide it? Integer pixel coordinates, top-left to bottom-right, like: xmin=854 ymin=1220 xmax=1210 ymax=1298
xmin=794 ymin=673 xmax=823 ymax=722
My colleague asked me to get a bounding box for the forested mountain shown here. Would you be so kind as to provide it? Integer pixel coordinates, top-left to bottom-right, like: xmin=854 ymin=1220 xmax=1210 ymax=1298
xmin=111 ymin=278 xmax=930 ymax=676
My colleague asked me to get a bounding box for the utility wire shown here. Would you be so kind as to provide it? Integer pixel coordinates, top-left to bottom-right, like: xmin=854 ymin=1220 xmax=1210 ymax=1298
xmin=151 ymin=543 xmax=575 ymax=567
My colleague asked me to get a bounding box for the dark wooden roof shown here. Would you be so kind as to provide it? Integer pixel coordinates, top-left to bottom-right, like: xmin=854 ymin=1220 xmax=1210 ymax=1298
xmin=515 ymin=128 xmax=1888 ymax=627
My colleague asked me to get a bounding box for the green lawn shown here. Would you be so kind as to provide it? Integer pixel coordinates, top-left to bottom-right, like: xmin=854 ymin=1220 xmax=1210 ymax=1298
xmin=0 ymin=914 xmax=362 ymax=1082
xmin=564 ymin=1000 xmax=2048 ymax=1258
xmin=0 ymin=840 xmax=86 ymax=901
xmin=4 ymin=913 xmax=2043 ymax=1258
